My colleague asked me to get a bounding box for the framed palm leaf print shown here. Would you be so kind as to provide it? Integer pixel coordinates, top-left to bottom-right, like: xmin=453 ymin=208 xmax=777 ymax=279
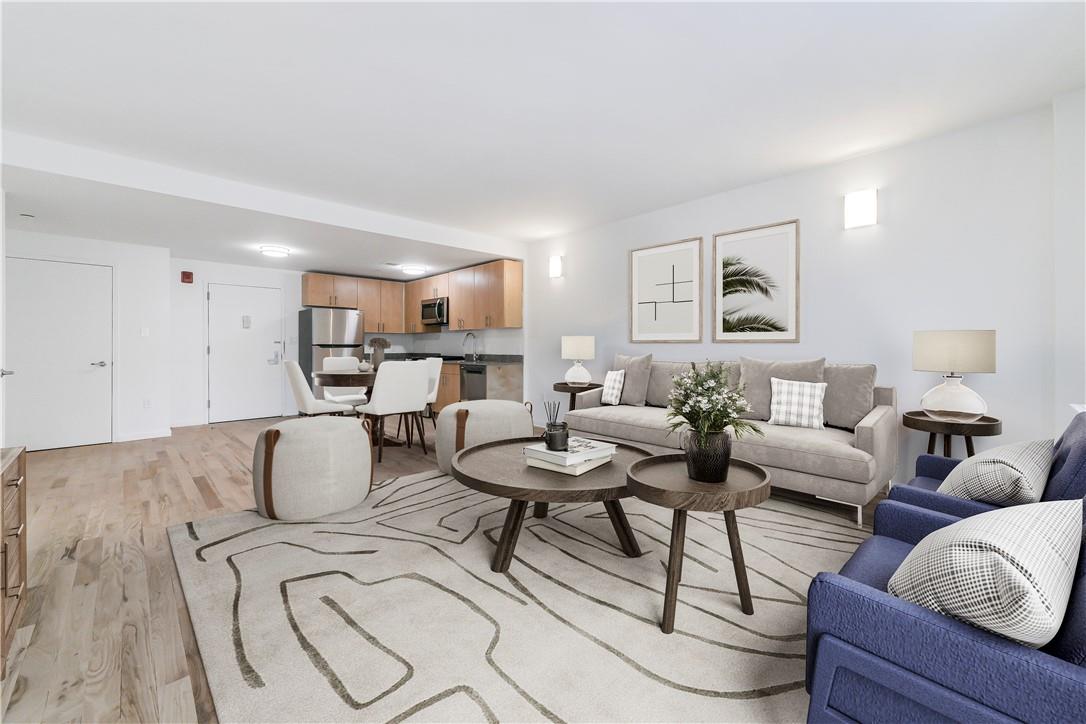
xmin=713 ymin=220 xmax=799 ymax=343
xmin=629 ymin=237 xmax=703 ymax=342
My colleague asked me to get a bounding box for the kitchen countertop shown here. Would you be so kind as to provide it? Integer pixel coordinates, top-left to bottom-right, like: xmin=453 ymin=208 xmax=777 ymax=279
xmin=385 ymin=353 xmax=523 ymax=365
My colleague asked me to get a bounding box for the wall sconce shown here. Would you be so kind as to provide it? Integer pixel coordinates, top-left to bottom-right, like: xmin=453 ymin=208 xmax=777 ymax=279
xmin=549 ymin=255 xmax=564 ymax=278
xmin=844 ymin=188 xmax=878 ymax=229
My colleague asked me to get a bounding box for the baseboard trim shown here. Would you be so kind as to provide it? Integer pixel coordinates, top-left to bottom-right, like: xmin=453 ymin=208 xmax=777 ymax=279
xmin=113 ymin=428 xmax=174 ymax=443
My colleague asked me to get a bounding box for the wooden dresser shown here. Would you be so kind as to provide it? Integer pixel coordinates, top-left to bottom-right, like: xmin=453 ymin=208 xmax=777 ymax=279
xmin=1 ymin=447 xmax=26 ymax=680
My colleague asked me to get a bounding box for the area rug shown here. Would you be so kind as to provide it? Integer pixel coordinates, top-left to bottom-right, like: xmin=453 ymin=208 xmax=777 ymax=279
xmin=168 ymin=469 xmax=869 ymax=723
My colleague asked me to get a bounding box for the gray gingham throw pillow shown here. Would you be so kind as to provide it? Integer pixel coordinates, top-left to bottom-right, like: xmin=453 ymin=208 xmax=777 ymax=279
xmin=937 ymin=439 xmax=1055 ymax=505
xmin=601 ymin=369 xmax=625 ymax=406
xmin=888 ymin=499 xmax=1083 ymax=648
xmin=767 ymin=377 xmax=827 ymax=429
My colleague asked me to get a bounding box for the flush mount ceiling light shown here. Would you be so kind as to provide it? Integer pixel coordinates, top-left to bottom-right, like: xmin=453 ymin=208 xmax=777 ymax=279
xmin=259 ymin=244 xmax=291 ymax=258
xmin=401 ymin=264 xmax=426 ymax=275
xmin=844 ymin=188 xmax=878 ymax=229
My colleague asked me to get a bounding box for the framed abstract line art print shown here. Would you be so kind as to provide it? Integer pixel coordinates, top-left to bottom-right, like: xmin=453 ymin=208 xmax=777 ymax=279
xmin=713 ymin=220 xmax=799 ymax=343
xmin=629 ymin=237 xmax=703 ymax=343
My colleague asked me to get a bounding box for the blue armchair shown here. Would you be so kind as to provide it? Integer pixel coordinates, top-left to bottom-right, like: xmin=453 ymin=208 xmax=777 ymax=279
xmin=806 ymin=500 xmax=1086 ymax=723
xmin=890 ymin=412 xmax=1086 ymax=517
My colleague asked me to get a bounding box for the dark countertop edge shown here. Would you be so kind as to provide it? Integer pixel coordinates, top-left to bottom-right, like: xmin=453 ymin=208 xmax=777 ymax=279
xmin=384 ymin=353 xmax=523 ymax=364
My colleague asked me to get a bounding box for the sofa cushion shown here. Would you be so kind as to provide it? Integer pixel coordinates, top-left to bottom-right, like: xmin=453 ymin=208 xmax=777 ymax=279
xmin=739 ymin=357 xmax=825 ymax=421
xmin=938 ymin=439 xmax=1055 ymax=505
xmin=694 ymin=360 xmax=740 ymax=388
xmin=601 ymin=369 xmax=625 ymax=405
xmin=566 ymin=404 xmax=681 ymax=449
xmin=731 ymin=423 xmax=875 ymax=484
xmin=645 ymin=361 xmax=693 ymax=408
xmin=1043 ymin=523 xmax=1086 ymax=665
xmin=768 ymin=377 xmax=827 ymax=429
xmin=839 ymin=535 xmax=914 ymax=592
xmin=1043 ymin=412 xmax=1086 ymax=502
xmin=888 ymin=500 xmax=1083 ymax=648
xmin=614 ymin=353 xmax=653 ymax=406
xmin=823 ymin=363 xmax=877 ymax=430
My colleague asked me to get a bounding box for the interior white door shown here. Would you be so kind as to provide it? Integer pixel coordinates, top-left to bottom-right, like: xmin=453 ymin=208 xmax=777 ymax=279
xmin=208 ymin=283 xmax=283 ymax=423
xmin=5 ymin=257 xmax=113 ymax=450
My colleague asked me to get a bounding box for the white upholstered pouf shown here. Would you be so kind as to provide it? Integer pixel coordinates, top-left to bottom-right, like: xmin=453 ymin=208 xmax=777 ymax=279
xmin=436 ymin=400 xmax=535 ymax=474
xmin=252 ymin=416 xmax=373 ymax=520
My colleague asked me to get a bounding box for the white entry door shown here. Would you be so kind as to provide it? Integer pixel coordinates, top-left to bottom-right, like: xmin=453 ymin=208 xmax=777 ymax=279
xmin=208 ymin=284 xmax=283 ymax=423
xmin=5 ymin=257 xmax=113 ymax=450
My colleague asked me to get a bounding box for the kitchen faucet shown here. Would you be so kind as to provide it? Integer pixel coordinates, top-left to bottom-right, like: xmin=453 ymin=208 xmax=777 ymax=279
xmin=463 ymin=332 xmax=478 ymax=362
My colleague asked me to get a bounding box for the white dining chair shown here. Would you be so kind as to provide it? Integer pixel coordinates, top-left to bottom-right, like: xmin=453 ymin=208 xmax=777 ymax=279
xmin=355 ymin=360 xmax=429 ymax=462
xmin=321 ymin=356 xmax=368 ymax=406
xmin=423 ymin=356 xmax=443 ymax=428
xmin=286 ymin=360 xmax=356 ymax=416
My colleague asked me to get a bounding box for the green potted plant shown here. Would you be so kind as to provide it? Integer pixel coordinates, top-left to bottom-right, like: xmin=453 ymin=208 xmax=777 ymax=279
xmin=666 ymin=362 xmax=762 ymax=482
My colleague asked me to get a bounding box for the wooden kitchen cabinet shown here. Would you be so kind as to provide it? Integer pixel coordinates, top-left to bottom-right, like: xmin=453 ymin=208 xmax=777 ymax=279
xmin=356 ymin=279 xmax=382 ymax=331
xmin=302 ymin=273 xmax=335 ymax=307
xmin=380 ymin=281 xmax=405 ymax=333
xmin=421 ymin=273 xmax=449 ymax=300
xmin=333 ymin=276 xmax=358 ymax=308
xmin=448 ymin=267 xmax=478 ymax=331
xmin=476 ymin=259 xmax=523 ymax=329
xmin=433 ymin=362 xmax=462 ymax=413
xmin=1 ymin=447 xmax=27 ymax=680
xmin=403 ymin=279 xmax=427 ymax=333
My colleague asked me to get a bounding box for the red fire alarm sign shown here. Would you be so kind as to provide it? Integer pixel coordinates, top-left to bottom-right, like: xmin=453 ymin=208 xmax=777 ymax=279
xmin=181 ymin=271 xmax=194 ymax=284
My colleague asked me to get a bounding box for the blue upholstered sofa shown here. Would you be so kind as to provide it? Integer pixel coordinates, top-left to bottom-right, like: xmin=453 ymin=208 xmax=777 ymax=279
xmin=889 ymin=411 xmax=1086 ymax=517
xmin=806 ymin=499 xmax=1086 ymax=722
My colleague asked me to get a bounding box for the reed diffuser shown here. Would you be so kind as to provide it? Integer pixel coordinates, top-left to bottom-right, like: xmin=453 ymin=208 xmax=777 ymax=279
xmin=543 ymin=400 xmax=569 ymax=451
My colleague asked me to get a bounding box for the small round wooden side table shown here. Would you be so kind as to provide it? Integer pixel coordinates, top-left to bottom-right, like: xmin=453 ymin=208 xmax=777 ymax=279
xmin=553 ymin=382 xmax=603 ymax=412
xmin=626 ymin=455 xmax=770 ymax=633
xmin=902 ymin=410 xmax=1002 ymax=458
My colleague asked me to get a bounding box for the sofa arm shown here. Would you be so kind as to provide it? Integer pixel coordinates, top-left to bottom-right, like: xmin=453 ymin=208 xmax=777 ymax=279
xmin=572 ymin=387 xmax=603 ymax=410
xmin=872 ymin=500 xmax=959 ymax=544
xmin=807 ymin=573 xmax=1086 ymax=722
xmin=855 ymin=404 xmax=898 ymax=484
xmin=888 ymin=485 xmax=998 ymax=519
xmin=916 ymin=454 xmax=962 ymax=480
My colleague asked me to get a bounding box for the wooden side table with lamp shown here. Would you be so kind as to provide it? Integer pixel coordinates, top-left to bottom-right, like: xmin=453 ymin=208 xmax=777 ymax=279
xmin=554 ymin=335 xmax=598 ymax=411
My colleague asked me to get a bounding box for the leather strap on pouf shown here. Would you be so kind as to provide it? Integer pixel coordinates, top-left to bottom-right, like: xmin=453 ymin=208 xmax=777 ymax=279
xmin=455 ymin=408 xmax=470 ymax=452
xmin=262 ymin=428 xmax=281 ymax=520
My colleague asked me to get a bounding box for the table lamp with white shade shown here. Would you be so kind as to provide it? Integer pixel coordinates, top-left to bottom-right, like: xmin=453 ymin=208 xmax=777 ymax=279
xmin=561 ymin=335 xmax=595 ymax=386
xmin=913 ymin=330 xmax=996 ymax=422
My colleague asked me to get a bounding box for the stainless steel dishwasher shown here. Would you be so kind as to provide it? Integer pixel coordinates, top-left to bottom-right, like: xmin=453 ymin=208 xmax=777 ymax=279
xmin=460 ymin=363 xmax=487 ymax=400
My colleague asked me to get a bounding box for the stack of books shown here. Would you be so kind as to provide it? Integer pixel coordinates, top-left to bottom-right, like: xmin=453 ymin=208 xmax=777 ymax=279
xmin=523 ymin=437 xmax=617 ymax=476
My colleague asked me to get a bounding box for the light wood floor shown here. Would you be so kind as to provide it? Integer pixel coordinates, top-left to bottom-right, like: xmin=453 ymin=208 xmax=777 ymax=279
xmin=1 ymin=417 xmax=439 ymax=724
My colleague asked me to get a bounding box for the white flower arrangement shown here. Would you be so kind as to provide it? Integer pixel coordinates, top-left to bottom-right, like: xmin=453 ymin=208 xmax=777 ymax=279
xmin=666 ymin=362 xmax=763 ymax=446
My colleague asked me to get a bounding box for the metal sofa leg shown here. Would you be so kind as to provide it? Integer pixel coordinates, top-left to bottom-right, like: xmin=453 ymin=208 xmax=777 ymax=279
xmin=816 ymin=495 xmax=863 ymax=528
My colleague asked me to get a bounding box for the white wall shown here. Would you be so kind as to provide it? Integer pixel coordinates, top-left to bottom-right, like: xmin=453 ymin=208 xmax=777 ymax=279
xmin=526 ymin=107 xmax=1059 ymax=482
xmin=1052 ymin=88 xmax=1086 ymax=430
xmin=6 ymin=229 xmax=172 ymax=442
xmin=170 ymin=257 xmax=303 ymax=427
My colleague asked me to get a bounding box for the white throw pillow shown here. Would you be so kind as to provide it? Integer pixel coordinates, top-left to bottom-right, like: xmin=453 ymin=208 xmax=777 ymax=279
xmin=937 ymin=439 xmax=1054 ymax=505
xmin=601 ymin=369 xmax=625 ymax=406
xmin=767 ymin=377 xmax=827 ymax=429
xmin=888 ymin=499 xmax=1083 ymax=648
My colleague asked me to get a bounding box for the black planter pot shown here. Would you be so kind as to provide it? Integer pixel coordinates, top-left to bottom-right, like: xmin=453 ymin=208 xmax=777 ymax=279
xmin=684 ymin=431 xmax=732 ymax=483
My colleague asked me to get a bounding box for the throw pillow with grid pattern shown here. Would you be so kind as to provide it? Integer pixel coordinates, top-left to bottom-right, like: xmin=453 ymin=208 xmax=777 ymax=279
xmin=888 ymin=499 xmax=1082 ymax=647
xmin=937 ymin=438 xmax=1055 ymax=505
xmin=601 ymin=369 xmax=625 ymax=406
xmin=767 ymin=377 xmax=827 ymax=429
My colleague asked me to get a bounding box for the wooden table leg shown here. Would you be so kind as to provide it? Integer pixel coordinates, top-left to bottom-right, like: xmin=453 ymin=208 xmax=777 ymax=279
xmin=603 ymin=500 xmax=642 ymax=557
xmin=943 ymin=433 xmax=952 ymax=458
xmin=927 ymin=432 xmax=936 ymax=455
xmin=965 ymin=435 xmax=975 ymax=457
xmin=661 ymin=509 xmax=687 ymax=634
xmin=533 ymin=502 xmax=549 ymax=518
xmin=492 ymin=500 xmax=528 ymax=573
xmin=723 ymin=510 xmax=754 ymax=615
xmin=568 ymin=391 xmax=578 ymax=412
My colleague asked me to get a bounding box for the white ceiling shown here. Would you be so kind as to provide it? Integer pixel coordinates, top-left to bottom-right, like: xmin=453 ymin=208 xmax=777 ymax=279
xmin=3 ymin=167 xmax=498 ymax=278
xmin=3 ymin=3 xmax=1084 ymax=243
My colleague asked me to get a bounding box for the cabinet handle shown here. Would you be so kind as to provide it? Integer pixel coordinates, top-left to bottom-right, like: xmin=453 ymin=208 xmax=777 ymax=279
xmin=5 ymin=476 xmax=23 ymax=489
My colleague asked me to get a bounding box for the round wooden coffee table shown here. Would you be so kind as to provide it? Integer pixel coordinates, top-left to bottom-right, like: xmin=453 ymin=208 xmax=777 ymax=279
xmin=627 ymin=454 xmax=770 ymax=633
xmin=451 ymin=437 xmax=651 ymax=573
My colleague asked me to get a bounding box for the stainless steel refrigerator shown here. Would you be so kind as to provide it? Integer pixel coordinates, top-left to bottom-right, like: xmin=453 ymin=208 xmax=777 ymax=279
xmin=298 ymin=308 xmax=365 ymax=399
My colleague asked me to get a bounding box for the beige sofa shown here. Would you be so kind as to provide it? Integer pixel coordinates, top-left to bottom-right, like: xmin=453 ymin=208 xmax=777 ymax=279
xmin=566 ymin=359 xmax=898 ymax=525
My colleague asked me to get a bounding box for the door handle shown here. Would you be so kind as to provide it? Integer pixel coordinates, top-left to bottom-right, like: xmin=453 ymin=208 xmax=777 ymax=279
xmin=0 ymin=369 xmax=13 ymax=377
xmin=90 ymin=361 xmax=107 ymax=367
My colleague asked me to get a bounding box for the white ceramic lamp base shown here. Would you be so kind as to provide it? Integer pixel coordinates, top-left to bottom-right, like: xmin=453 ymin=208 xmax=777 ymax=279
xmin=564 ymin=361 xmax=592 ymax=387
xmin=921 ymin=375 xmax=987 ymax=422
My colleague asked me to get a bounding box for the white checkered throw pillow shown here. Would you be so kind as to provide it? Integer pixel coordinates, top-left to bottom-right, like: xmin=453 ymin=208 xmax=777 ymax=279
xmin=601 ymin=369 xmax=625 ymax=406
xmin=888 ymin=499 xmax=1083 ymax=648
xmin=937 ymin=439 xmax=1055 ymax=505
xmin=767 ymin=377 xmax=827 ymax=429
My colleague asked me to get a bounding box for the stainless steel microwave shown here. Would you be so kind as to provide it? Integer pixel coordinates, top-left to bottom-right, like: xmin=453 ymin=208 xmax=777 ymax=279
xmin=421 ymin=297 xmax=448 ymax=326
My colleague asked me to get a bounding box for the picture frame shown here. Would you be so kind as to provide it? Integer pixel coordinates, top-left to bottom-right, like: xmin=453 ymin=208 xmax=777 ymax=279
xmin=629 ymin=237 xmax=703 ymax=343
xmin=713 ymin=220 xmax=799 ymax=343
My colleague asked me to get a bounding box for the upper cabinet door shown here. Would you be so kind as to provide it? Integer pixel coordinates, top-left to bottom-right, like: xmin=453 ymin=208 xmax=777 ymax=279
xmin=333 ymin=276 xmax=358 ymax=308
xmin=380 ymin=281 xmax=405 ymax=333
xmin=449 ymin=268 xmax=477 ymax=330
xmin=495 ymin=259 xmax=523 ymax=328
xmin=302 ymin=273 xmax=335 ymax=307
xmin=473 ymin=263 xmax=494 ymax=329
xmin=427 ymin=273 xmax=449 ymax=299
xmin=356 ymin=279 xmax=383 ymax=332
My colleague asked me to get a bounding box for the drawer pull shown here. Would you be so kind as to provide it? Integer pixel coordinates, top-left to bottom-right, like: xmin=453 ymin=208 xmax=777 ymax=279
xmin=5 ymin=476 xmax=23 ymax=489
xmin=6 ymin=523 xmax=24 ymax=539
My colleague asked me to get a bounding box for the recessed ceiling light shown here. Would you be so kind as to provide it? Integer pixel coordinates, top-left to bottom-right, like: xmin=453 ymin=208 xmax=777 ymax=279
xmin=401 ymin=264 xmax=426 ymax=275
xmin=259 ymin=244 xmax=290 ymax=258
xmin=18 ymin=213 xmax=35 ymax=218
